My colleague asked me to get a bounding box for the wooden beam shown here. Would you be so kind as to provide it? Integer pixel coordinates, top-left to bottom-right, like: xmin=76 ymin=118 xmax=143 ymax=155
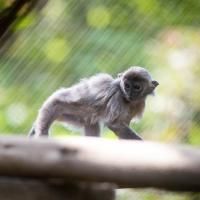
xmin=0 ymin=137 xmax=200 ymax=191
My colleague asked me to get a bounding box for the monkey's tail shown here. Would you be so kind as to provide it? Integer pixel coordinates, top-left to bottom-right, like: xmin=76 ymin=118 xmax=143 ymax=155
xmin=28 ymin=124 xmax=36 ymax=138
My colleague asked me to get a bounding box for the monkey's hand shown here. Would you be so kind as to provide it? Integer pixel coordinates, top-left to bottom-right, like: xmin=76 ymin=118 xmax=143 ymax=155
xmin=107 ymin=123 xmax=143 ymax=140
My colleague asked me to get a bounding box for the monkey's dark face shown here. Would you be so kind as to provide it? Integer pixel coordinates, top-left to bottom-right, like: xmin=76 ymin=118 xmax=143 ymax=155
xmin=120 ymin=67 xmax=159 ymax=102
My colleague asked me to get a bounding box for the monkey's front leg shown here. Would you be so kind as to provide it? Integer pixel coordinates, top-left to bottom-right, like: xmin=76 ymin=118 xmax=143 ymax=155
xmin=84 ymin=123 xmax=100 ymax=137
xmin=107 ymin=123 xmax=143 ymax=140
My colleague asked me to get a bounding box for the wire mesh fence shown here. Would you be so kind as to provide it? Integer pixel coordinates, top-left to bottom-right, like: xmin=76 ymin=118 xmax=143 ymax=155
xmin=0 ymin=0 xmax=200 ymax=199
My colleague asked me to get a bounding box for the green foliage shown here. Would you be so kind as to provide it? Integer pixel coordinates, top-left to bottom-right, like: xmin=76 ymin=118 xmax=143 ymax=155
xmin=15 ymin=12 xmax=37 ymax=30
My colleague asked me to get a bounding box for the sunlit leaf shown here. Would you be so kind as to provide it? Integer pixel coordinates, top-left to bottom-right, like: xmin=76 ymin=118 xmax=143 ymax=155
xmin=5 ymin=103 xmax=28 ymax=127
xmin=102 ymin=129 xmax=117 ymax=139
xmin=188 ymin=123 xmax=200 ymax=145
xmin=43 ymin=0 xmax=66 ymax=22
xmin=87 ymin=6 xmax=111 ymax=29
xmin=15 ymin=13 xmax=36 ymax=30
xmin=44 ymin=38 xmax=71 ymax=63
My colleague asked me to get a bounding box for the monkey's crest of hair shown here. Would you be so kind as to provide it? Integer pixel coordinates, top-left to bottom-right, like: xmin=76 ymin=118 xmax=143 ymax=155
xmin=122 ymin=66 xmax=152 ymax=81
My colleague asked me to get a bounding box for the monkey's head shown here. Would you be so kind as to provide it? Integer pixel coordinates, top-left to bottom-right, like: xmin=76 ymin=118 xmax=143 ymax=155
xmin=119 ymin=66 xmax=159 ymax=102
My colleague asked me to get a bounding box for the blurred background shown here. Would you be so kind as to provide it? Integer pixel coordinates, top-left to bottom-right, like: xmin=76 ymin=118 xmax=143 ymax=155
xmin=0 ymin=0 xmax=200 ymax=199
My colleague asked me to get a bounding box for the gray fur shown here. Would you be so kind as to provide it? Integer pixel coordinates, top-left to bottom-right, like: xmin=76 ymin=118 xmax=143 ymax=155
xmin=29 ymin=66 xmax=159 ymax=140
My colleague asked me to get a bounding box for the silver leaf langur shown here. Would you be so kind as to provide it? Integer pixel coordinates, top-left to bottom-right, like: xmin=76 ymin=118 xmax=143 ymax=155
xmin=29 ymin=66 xmax=159 ymax=140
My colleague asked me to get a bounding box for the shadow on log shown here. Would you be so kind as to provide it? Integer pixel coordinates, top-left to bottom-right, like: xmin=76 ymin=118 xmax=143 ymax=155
xmin=0 ymin=177 xmax=115 ymax=200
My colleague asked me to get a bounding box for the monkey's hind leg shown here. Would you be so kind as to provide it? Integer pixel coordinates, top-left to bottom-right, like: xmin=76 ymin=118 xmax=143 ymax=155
xmin=30 ymin=100 xmax=60 ymax=137
xmin=84 ymin=123 xmax=100 ymax=137
xmin=28 ymin=124 xmax=36 ymax=138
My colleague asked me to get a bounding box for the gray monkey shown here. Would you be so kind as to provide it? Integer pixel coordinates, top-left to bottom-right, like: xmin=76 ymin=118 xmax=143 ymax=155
xmin=29 ymin=66 xmax=159 ymax=140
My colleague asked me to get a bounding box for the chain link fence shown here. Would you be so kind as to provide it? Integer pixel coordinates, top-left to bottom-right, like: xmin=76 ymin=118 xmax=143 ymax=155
xmin=0 ymin=0 xmax=200 ymax=199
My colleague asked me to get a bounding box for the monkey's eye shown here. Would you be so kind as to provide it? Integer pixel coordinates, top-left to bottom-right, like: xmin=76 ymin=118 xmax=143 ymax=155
xmin=133 ymin=83 xmax=142 ymax=91
xmin=124 ymin=82 xmax=131 ymax=90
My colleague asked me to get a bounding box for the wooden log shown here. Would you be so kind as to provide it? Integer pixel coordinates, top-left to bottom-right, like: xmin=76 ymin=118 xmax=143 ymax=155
xmin=0 ymin=137 xmax=200 ymax=191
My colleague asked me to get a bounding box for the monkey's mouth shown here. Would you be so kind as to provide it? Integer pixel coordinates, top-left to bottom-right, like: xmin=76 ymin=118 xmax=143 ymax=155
xmin=123 ymin=94 xmax=134 ymax=102
xmin=126 ymin=95 xmax=142 ymax=102
xmin=150 ymin=81 xmax=159 ymax=95
xmin=152 ymin=80 xmax=159 ymax=87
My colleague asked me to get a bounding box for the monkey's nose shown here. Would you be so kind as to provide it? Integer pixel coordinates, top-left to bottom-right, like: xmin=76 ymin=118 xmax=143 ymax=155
xmin=152 ymin=80 xmax=159 ymax=87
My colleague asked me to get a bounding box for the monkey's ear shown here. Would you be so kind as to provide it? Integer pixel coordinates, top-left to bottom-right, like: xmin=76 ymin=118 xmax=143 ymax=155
xmin=117 ymin=73 xmax=123 ymax=78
